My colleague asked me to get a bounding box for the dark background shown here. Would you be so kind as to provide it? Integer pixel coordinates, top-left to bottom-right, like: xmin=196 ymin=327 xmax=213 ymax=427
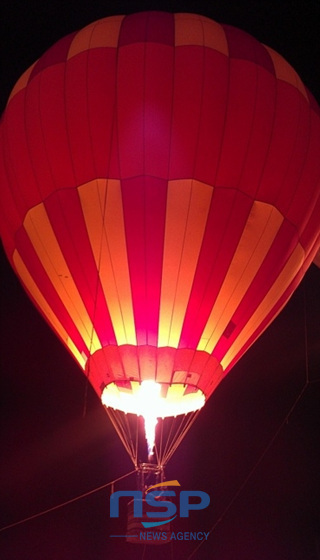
xmin=1 ymin=1 xmax=319 ymax=559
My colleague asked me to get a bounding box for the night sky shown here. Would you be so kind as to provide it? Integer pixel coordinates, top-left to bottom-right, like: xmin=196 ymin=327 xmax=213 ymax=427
xmin=1 ymin=1 xmax=319 ymax=559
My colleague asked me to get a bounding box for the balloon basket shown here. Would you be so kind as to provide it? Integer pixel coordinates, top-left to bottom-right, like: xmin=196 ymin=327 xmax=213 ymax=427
xmin=126 ymin=463 xmax=172 ymax=545
xmin=126 ymin=498 xmax=172 ymax=545
xmin=136 ymin=462 xmax=165 ymax=493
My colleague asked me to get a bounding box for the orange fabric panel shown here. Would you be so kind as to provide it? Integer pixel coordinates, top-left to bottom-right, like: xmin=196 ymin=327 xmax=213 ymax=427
xmin=174 ymin=13 xmax=228 ymax=55
xmin=221 ymin=243 xmax=305 ymax=369
xmin=13 ymin=250 xmax=86 ymax=369
xmin=78 ymin=179 xmax=136 ymax=346
xmin=198 ymin=201 xmax=284 ymax=353
xmin=158 ymin=179 xmax=213 ymax=347
xmin=23 ymin=203 xmax=102 ymax=353
xmin=67 ymin=16 xmax=125 ymax=58
xmin=264 ymin=45 xmax=308 ymax=101
xmin=8 ymin=63 xmax=37 ymax=103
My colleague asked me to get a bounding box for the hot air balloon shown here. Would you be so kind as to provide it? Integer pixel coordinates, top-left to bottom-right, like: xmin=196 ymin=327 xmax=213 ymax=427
xmin=0 ymin=12 xmax=319 ymax=481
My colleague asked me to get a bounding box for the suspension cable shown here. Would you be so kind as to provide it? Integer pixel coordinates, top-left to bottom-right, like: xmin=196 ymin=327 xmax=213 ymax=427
xmin=0 ymin=469 xmax=136 ymax=533
xmin=187 ymin=283 xmax=315 ymax=559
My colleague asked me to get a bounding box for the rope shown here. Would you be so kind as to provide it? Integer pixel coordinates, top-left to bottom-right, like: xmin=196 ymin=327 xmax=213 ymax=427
xmin=0 ymin=469 xmax=136 ymax=533
xmin=163 ymin=410 xmax=201 ymax=465
xmin=187 ymin=284 xmax=315 ymax=559
xmin=187 ymin=383 xmax=309 ymax=559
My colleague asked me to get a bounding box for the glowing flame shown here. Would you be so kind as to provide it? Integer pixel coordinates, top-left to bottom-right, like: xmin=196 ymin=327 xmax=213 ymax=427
xmin=144 ymin=415 xmax=158 ymax=459
xmin=101 ymin=379 xmax=206 ymax=458
xmin=139 ymin=381 xmax=161 ymax=459
xmin=101 ymin=380 xmax=205 ymax=417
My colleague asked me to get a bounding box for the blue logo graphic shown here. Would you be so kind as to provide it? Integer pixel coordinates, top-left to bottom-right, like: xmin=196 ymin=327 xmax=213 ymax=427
xmin=110 ymin=480 xmax=210 ymax=529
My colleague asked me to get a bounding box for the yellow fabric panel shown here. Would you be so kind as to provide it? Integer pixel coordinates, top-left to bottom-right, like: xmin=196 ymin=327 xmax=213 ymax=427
xmin=24 ymin=203 xmax=101 ymax=353
xmin=68 ymin=16 xmax=125 ymax=59
xmin=264 ymin=45 xmax=308 ymax=101
xmin=174 ymin=13 xmax=228 ymax=55
xmin=8 ymin=63 xmax=37 ymax=103
xmin=198 ymin=202 xmax=284 ymax=353
xmin=13 ymin=250 xmax=86 ymax=369
xmin=158 ymin=179 xmax=213 ymax=347
xmin=79 ymin=179 xmax=136 ymax=346
xmin=166 ymin=383 xmax=189 ymax=401
xmin=221 ymin=243 xmax=305 ymax=370
xmin=172 ymin=370 xmax=188 ymax=383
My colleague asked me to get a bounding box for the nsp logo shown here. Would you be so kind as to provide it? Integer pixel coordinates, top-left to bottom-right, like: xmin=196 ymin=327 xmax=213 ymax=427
xmin=110 ymin=480 xmax=210 ymax=529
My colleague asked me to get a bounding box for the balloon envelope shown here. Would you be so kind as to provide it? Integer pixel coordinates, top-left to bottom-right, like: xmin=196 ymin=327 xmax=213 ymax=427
xmin=0 ymin=13 xmax=319 ymax=435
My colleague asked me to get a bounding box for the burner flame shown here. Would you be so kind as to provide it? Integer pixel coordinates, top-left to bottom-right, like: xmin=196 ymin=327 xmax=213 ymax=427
xmin=139 ymin=381 xmax=161 ymax=459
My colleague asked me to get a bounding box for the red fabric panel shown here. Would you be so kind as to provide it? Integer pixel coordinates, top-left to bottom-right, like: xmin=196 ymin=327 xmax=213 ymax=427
xmin=195 ymin=356 xmax=224 ymax=397
xmin=3 ymin=92 xmax=40 ymax=217
xmin=104 ymin=346 xmax=126 ymax=380
xmin=64 ymin=48 xmax=119 ymax=182
xmin=237 ymin=66 xmax=276 ymax=195
xmin=64 ymin=52 xmax=97 ymax=184
xmin=0 ymin=128 xmax=22 ymax=248
xmin=37 ymin=64 xmax=76 ymax=189
xmin=179 ymin=189 xmax=252 ymax=348
xmin=223 ymin=238 xmax=319 ymax=375
xmin=307 ymin=90 xmax=320 ymax=116
xmin=193 ymin=49 xmax=229 ymax=185
xmin=223 ymin=25 xmax=274 ymax=73
xmin=87 ymin=345 xmax=223 ymax=399
xmin=173 ymin=348 xmax=197 ymax=374
xmin=117 ymin=43 xmax=145 ymax=177
xmin=24 ymin=72 xmax=57 ymax=200
xmin=215 ymin=59 xmax=266 ymax=190
xmin=143 ymin=43 xmax=174 ymax=178
xmin=86 ymin=48 xmax=119 ymax=178
xmin=121 ymin=177 xmax=167 ymax=346
xmin=120 ymin=345 xmax=140 ymax=381
xmin=88 ymin=350 xmax=109 ymax=394
xmin=30 ymin=33 xmax=76 ymax=79
xmin=287 ymin=113 xmax=320 ymax=233
xmin=257 ymin=82 xmax=303 ymax=204
xmin=155 ymin=347 xmax=176 ymax=382
xmin=119 ymin=11 xmax=174 ymax=47
xmin=190 ymin=350 xmax=212 ymax=376
xmin=44 ymin=189 xmax=117 ymax=346
xmin=300 ymin=197 xmax=320 ymax=252
xmin=213 ymin=219 xmax=298 ymax=362
xmin=272 ymin=93 xmax=310 ymax=216
xmin=15 ymin=227 xmax=87 ymax=356
xmin=90 ymin=346 xmax=125 ymax=389
xmin=169 ymin=45 xmax=205 ymax=179
xmin=138 ymin=345 xmax=157 ymax=380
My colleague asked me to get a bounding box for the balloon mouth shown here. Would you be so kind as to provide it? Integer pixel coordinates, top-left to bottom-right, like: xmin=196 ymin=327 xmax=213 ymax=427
xmin=101 ymin=380 xmax=205 ymax=418
xmin=101 ymin=380 xmax=205 ymax=459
